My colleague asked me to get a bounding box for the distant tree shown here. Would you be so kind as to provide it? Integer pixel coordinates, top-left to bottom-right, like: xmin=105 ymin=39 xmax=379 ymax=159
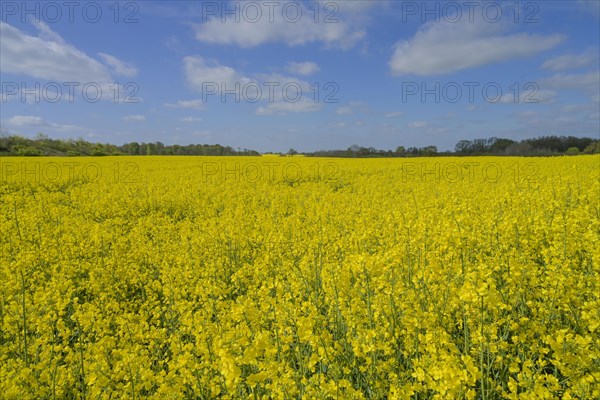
xmin=15 ymin=146 xmax=42 ymax=156
xmin=490 ymin=138 xmax=516 ymax=154
xmin=0 ymin=130 xmax=10 ymax=152
xmin=145 ymin=143 xmax=155 ymax=155
xmin=421 ymin=146 xmax=438 ymax=156
xmin=505 ymin=142 xmax=533 ymax=156
xmin=395 ymin=146 xmax=406 ymax=156
xmin=34 ymin=132 xmax=49 ymax=141
xmin=288 ymin=148 xmax=298 ymax=156
xmin=565 ymin=147 xmax=580 ymax=155
xmin=584 ymin=141 xmax=600 ymax=154
xmin=129 ymin=142 xmax=141 ymax=155
xmin=455 ymin=140 xmax=472 ymax=154
xmin=91 ymin=148 xmax=106 ymax=156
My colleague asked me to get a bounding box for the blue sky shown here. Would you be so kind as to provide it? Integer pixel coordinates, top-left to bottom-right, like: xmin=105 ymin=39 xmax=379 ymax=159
xmin=1 ymin=0 xmax=599 ymax=152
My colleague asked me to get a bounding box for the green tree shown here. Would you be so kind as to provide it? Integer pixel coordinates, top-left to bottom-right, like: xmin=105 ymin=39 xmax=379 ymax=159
xmin=584 ymin=141 xmax=600 ymax=154
xmin=395 ymin=146 xmax=406 ymax=157
xmin=421 ymin=146 xmax=438 ymax=156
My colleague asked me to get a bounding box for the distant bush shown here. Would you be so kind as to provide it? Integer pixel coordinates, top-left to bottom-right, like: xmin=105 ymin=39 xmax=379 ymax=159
xmin=15 ymin=146 xmax=42 ymax=156
xmin=584 ymin=141 xmax=600 ymax=154
xmin=566 ymin=147 xmax=580 ymax=155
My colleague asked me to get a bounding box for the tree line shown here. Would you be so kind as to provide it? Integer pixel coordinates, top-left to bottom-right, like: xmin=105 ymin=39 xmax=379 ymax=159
xmin=303 ymin=136 xmax=599 ymax=157
xmin=0 ymin=133 xmax=260 ymax=157
xmin=0 ymin=132 xmax=598 ymax=157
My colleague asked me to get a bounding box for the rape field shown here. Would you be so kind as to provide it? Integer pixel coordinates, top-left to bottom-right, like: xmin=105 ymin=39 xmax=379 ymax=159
xmin=1 ymin=156 xmax=599 ymax=399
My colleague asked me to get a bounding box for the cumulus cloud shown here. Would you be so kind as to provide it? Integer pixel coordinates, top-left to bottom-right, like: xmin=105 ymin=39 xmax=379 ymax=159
xmin=539 ymin=71 xmax=600 ymax=91
xmin=164 ymin=99 xmax=206 ymax=110
xmin=183 ymin=57 xmax=323 ymax=115
xmin=0 ymin=21 xmax=113 ymax=83
xmin=194 ymin=2 xmax=365 ymax=49
xmin=5 ymin=115 xmax=81 ymax=131
xmin=542 ymin=49 xmax=598 ymax=71
xmin=184 ymin=56 xmax=251 ymax=92
xmin=98 ymin=53 xmax=138 ymax=77
xmin=286 ymin=61 xmax=320 ymax=76
xmin=389 ymin=17 xmax=564 ymax=75
xmin=123 ymin=114 xmax=146 ymax=122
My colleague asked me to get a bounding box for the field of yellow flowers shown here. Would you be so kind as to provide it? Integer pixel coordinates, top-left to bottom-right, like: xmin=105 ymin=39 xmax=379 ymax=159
xmin=1 ymin=155 xmax=599 ymax=399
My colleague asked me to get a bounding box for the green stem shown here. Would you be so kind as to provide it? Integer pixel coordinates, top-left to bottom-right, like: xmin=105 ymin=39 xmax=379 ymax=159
xmin=20 ymin=271 xmax=28 ymax=367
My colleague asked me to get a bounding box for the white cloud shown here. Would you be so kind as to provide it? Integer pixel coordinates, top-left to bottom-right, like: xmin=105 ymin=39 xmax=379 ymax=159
xmin=539 ymin=71 xmax=600 ymax=92
xmin=0 ymin=21 xmax=113 ymax=83
xmin=256 ymin=101 xmax=321 ymax=115
xmin=7 ymin=115 xmax=51 ymax=127
xmin=389 ymin=18 xmax=564 ymax=75
xmin=336 ymin=106 xmax=353 ymax=115
xmin=384 ymin=111 xmax=404 ymax=118
xmin=123 ymin=114 xmax=146 ymax=122
xmin=6 ymin=115 xmax=80 ymax=131
xmin=194 ymin=3 xmax=365 ymax=49
xmin=180 ymin=117 xmax=202 ymax=123
xmin=184 ymin=56 xmax=251 ymax=92
xmin=407 ymin=121 xmax=428 ymax=128
xmin=164 ymin=99 xmax=206 ymax=110
xmin=183 ymin=57 xmax=322 ymax=114
xmin=286 ymin=61 xmax=320 ymax=76
xmin=30 ymin=20 xmax=65 ymax=44
xmin=335 ymin=102 xmax=368 ymax=115
xmin=255 ymin=73 xmax=319 ymax=111
xmin=497 ymin=89 xmax=557 ymax=104
xmin=98 ymin=53 xmax=138 ymax=77
xmin=539 ymin=70 xmax=600 ymax=104
xmin=512 ymin=104 xmax=600 ymax=135
xmin=542 ymin=49 xmax=598 ymax=71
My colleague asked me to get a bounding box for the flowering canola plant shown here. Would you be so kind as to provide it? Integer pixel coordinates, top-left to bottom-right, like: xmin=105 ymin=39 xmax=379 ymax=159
xmin=1 ymin=156 xmax=599 ymax=399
